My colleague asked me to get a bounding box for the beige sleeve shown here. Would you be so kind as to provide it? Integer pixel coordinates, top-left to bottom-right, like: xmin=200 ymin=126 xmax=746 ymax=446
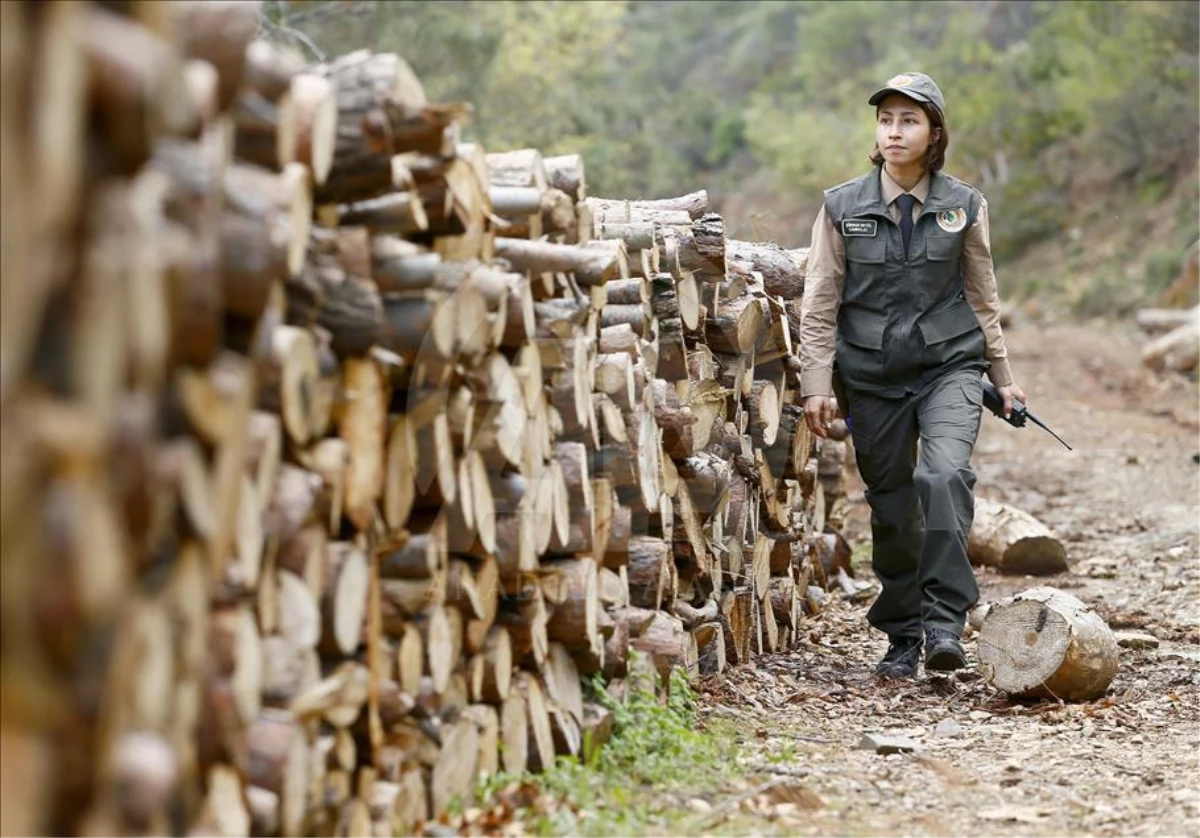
xmin=799 ymin=204 xmax=845 ymax=397
xmin=962 ymin=197 xmax=1014 ymax=388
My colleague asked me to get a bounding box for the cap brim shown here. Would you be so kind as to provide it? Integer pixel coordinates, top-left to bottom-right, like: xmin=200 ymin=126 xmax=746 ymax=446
xmin=868 ymin=87 xmax=932 ymax=107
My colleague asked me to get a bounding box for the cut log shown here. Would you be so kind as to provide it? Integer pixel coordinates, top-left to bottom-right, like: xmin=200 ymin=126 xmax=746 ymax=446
xmin=316 ymin=50 xmax=434 ymax=203
xmin=1141 ymin=319 xmax=1200 ymax=374
xmin=515 ymin=673 xmax=555 ymax=774
xmin=748 ymin=380 xmax=781 ymax=448
xmin=294 ymin=439 xmax=348 ymax=534
xmin=725 ymin=239 xmax=805 ymax=298
xmin=84 ymin=7 xmax=195 ymax=172
xmin=978 ymin=586 xmax=1119 ymax=702
xmin=629 ymin=612 xmax=697 ymax=681
xmin=1135 ymin=305 xmax=1199 ymax=335
xmin=380 ymin=290 xmax=455 ymax=364
xmin=245 ymin=710 xmax=310 ymax=838
xmin=383 ymin=413 xmax=416 ymax=531
xmin=337 ymin=189 xmax=429 ymax=236
xmin=338 ymin=358 xmax=387 ymax=531
xmin=287 ymin=228 xmax=384 ymax=357
xmin=276 ymin=567 xmax=323 ymax=659
xmin=969 ymin=498 xmax=1068 ymax=576
xmin=320 ymin=543 xmax=370 ymax=659
xmin=281 ymin=72 xmax=338 ymax=185
xmin=169 ymin=1 xmax=260 ymax=111
xmin=430 ymin=719 xmax=478 ymax=817
xmin=497 ymin=585 xmax=548 ymax=670
xmin=651 ymin=379 xmax=697 ymax=459
xmin=544 ymin=154 xmax=586 ymax=203
xmin=222 ymin=162 xmax=312 ymax=319
xmin=676 ymin=454 xmax=731 ymax=519
xmin=476 ymin=626 xmax=512 ymax=704
xmin=695 ymin=621 xmax=727 ymax=675
xmin=234 ymin=40 xmax=303 ymax=166
xmin=261 ymin=634 xmax=320 ymax=708
xmin=257 ymin=325 xmax=320 ymax=446
xmin=498 ymin=689 xmax=528 ymax=776
xmin=587 ymin=191 xmax=708 ymax=222
xmin=626 ymin=537 xmax=671 ymax=610
xmin=494 ymin=237 xmax=624 ymax=287
xmin=460 ymin=704 xmax=501 ymax=782
xmin=721 ymin=587 xmax=754 ymax=664
xmin=541 ymin=559 xmax=599 ymax=655
xmin=705 ymin=295 xmax=763 ymax=355
xmin=210 ymin=602 xmax=264 ymax=728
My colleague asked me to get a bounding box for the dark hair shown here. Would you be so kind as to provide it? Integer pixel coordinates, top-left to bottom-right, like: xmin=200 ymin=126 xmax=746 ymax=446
xmin=869 ymin=100 xmax=948 ymax=172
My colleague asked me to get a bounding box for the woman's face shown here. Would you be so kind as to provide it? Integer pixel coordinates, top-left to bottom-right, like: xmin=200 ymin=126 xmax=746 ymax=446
xmin=875 ymin=93 xmax=935 ymax=169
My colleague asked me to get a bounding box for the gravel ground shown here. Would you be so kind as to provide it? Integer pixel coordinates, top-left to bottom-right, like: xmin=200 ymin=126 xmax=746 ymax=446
xmin=695 ymin=322 xmax=1200 ymax=837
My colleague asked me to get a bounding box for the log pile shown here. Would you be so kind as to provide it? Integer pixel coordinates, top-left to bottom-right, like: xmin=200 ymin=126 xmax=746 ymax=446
xmin=0 ymin=7 xmax=839 ymax=836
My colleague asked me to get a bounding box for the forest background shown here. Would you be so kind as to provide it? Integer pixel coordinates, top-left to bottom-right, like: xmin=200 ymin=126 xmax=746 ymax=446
xmin=263 ymin=0 xmax=1200 ymax=319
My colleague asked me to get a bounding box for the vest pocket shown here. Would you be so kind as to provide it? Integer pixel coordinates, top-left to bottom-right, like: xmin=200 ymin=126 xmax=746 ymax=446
xmin=839 ymin=309 xmax=887 ymax=349
xmin=925 ymin=233 xmax=961 ymax=262
xmin=917 ymin=300 xmax=980 ymax=345
xmin=845 ymin=234 xmax=885 ymax=264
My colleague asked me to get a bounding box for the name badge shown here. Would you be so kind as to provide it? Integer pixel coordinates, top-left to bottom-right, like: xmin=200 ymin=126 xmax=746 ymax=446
xmin=842 ymin=218 xmax=877 ymax=237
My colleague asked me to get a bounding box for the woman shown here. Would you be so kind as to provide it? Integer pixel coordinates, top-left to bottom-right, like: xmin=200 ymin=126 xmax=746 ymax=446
xmin=798 ymin=72 xmax=1026 ymax=679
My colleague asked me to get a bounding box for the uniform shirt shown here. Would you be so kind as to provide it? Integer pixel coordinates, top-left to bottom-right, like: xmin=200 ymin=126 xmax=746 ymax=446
xmin=799 ymin=167 xmax=1013 ymax=398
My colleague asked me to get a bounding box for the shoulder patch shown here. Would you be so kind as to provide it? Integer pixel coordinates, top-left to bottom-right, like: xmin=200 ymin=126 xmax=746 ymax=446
xmin=935 ymin=209 xmax=968 ymax=233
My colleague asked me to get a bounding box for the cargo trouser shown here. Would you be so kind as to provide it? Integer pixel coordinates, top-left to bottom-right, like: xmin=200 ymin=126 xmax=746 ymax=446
xmin=842 ymin=368 xmax=983 ymax=639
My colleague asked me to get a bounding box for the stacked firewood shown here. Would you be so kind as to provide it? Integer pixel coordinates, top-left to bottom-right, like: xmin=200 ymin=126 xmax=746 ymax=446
xmin=0 ymin=4 xmax=844 ymax=836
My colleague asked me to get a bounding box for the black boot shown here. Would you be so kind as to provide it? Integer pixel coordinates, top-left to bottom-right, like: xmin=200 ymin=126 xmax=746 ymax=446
xmin=924 ymin=628 xmax=967 ymax=672
xmin=874 ymin=635 xmax=923 ymax=679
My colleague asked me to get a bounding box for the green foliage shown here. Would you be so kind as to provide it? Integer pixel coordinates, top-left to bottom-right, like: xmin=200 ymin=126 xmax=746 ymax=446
xmin=270 ymin=0 xmax=1198 ymax=317
xmin=474 ymin=661 xmax=739 ymax=837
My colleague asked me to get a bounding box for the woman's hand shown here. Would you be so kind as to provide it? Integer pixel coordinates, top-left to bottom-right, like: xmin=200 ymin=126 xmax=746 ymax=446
xmin=803 ymin=395 xmax=836 ymax=438
xmin=995 ymin=383 xmax=1028 ymax=419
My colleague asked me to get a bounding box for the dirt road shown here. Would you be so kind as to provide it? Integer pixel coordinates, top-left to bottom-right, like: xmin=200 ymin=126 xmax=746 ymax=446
xmin=696 ymin=322 xmax=1200 ymax=837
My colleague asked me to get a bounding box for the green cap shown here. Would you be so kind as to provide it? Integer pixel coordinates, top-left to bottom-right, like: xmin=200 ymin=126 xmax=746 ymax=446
xmin=868 ymin=72 xmax=946 ymax=115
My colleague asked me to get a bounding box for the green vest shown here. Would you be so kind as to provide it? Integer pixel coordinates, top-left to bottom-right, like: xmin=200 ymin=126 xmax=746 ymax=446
xmin=824 ymin=167 xmax=988 ymax=396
